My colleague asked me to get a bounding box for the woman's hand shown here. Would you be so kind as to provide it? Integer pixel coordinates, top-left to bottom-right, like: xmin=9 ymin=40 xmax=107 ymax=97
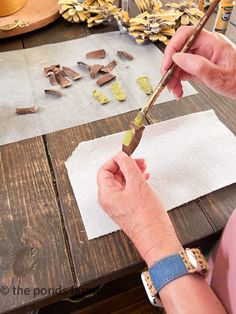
xmin=161 ymin=26 xmax=236 ymax=99
xmin=97 ymin=151 xmax=181 ymax=266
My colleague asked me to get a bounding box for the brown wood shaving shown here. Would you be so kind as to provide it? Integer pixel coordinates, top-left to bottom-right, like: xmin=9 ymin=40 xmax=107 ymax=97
xmin=48 ymin=73 xmax=57 ymax=86
xmin=16 ymin=104 xmax=39 ymax=115
xmin=86 ymin=49 xmax=106 ymax=59
xmin=101 ymin=60 xmax=117 ymax=73
xmin=96 ymin=74 xmax=116 ymax=86
xmin=77 ymin=61 xmax=90 ymax=70
xmin=117 ymin=51 xmax=134 ymax=61
xmin=55 ymin=69 xmax=72 ymax=88
xmin=44 ymin=64 xmax=60 ymax=76
xmin=44 ymin=89 xmax=63 ymax=97
xmin=89 ymin=64 xmax=103 ymax=79
xmin=62 ymin=66 xmax=82 ymax=81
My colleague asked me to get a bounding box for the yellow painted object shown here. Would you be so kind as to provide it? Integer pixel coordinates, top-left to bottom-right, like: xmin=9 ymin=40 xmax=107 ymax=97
xmin=136 ymin=76 xmax=153 ymax=95
xmin=214 ymin=0 xmax=235 ymax=33
xmin=92 ymin=90 xmax=109 ymax=104
xmin=111 ymin=82 xmax=126 ymax=101
xmin=0 ymin=0 xmax=28 ymax=17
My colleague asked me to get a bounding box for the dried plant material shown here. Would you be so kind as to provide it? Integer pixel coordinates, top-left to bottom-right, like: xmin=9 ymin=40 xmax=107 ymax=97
xmin=44 ymin=89 xmax=63 ymax=97
xmin=44 ymin=65 xmax=60 ymax=77
xmin=129 ymin=11 xmax=176 ymax=45
xmin=86 ymin=49 xmax=106 ymax=59
xmin=62 ymin=66 xmax=82 ymax=80
xmin=59 ymin=0 xmax=90 ymax=23
xmin=16 ymin=104 xmax=39 ymax=115
xmin=101 ymin=60 xmax=117 ymax=73
xmin=96 ymin=74 xmax=116 ymax=86
xmin=55 ymin=69 xmax=72 ymax=88
xmin=77 ymin=61 xmax=90 ymax=71
xmin=136 ymin=76 xmax=153 ymax=95
xmin=92 ymin=90 xmax=110 ymax=104
xmin=117 ymin=50 xmax=133 ymax=61
xmin=58 ymin=0 xmax=129 ymax=29
xmin=48 ymin=73 xmax=57 ymax=86
xmin=166 ymin=2 xmax=204 ymax=26
xmin=111 ymin=82 xmax=126 ymax=101
xmin=89 ymin=64 xmax=103 ymax=79
xmin=135 ymin=0 xmax=162 ymax=13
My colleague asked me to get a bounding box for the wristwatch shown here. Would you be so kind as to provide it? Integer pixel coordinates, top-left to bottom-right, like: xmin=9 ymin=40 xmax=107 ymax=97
xmin=141 ymin=248 xmax=208 ymax=307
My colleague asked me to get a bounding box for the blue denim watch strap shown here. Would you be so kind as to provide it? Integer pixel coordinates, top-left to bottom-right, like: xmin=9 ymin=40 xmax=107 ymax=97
xmin=149 ymin=253 xmax=188 ymax=293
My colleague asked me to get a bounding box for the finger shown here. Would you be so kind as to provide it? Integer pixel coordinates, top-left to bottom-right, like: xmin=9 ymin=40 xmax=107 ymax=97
xmin=161 ymin=26 xmax=195 ymax=74
xmin=97 ymin=158 xmax=118 ymax=187
xmin=114 ymin=152 xmax=144 ymax=185
xmin=173 ymin=52 xmax=225 ymax=92
xmin=161 ymin=26 xmax=212 ymax=74
xmin=135 ymin=159 xmax=147 ymax=173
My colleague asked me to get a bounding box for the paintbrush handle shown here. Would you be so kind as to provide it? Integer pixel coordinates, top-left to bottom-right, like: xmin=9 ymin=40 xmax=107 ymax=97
xmin=141 ymin=0 xmax=221 ymax=116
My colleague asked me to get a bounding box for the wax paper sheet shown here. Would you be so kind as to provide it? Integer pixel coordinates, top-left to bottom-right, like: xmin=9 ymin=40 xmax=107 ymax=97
xmin=0 ymin=31 xmax=197 ymax=146
xmin=66 ymin=110 xmax=236 ymax=240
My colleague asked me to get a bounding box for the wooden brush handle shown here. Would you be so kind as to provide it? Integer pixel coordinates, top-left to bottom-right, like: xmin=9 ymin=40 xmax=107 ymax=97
xmin=141 ymin=0 xmax=221 ymax=115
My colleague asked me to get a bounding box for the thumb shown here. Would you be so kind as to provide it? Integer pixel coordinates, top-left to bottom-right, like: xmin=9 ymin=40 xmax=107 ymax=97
xmin=114 ymin=152 xmax=144 ymax=185
xmin=173 ymin=52 xmax=224 ymax=91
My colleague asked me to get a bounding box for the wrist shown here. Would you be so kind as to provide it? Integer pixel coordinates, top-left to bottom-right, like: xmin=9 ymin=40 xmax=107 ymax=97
xmin=130 ymin=221 xmax=182 ymax=267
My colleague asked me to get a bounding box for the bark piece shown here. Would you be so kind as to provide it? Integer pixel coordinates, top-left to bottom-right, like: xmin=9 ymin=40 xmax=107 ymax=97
xmin=62 ymin=66 xmax=82 ymax=81
xmin=16 ymin=104 xmax=39 ymax=115
xmin=101 ymin=60 xmax=117 ymax=73
xmin=48 ymin=73 xmax=57 ymax=86
xmin=86 ymin=49 xmax=106 ymax=59
xmin=55 ymin=69 xmax=72 ymax=88
xmin=96 ymin=74 xmax=116 ymax=86
xmin=89 ymin=64 xmax=103 ymax=79
xmin=117 ymin=51 xmax=134 ymax=61
xmin=44 ymin=89 xmax=63 ymax=97
xmin=77 ymin=61 xmax=90 ymax=70
xmin=44 ymin=64 xmax=60 ymax=76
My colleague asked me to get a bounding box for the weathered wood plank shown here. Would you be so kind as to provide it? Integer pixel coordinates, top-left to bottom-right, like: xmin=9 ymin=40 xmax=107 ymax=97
xmin=146 ymin=84 xmax=236 ymax=233
xmin=0 ymin=137 xmax=74 ymax=313
xmin=0 ymin=38 xmax=23 ymax=52
xmin=45 ymin=108 xmax=213 ymax=289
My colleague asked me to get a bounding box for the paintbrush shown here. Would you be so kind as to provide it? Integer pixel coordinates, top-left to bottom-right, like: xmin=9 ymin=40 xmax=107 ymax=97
xmin=122 ymin=0 xmax=221 ymax=156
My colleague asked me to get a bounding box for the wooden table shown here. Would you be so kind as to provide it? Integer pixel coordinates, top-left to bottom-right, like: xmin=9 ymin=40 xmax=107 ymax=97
xmin=0 ymin=14 xmax=236 ymax=314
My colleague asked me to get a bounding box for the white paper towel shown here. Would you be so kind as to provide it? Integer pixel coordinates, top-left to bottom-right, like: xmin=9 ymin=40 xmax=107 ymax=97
xmin=66 ymin=110 xmax=236 ymax=239
xmin=0 ymin=31 xmax=197 ymax=146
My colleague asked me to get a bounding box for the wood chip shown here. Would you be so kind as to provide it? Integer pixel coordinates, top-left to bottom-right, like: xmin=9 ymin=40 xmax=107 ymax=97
xmin=86 ymin=49 xmax=106 ymax=59
xmin=16 ymin=104 xmax=39 ymax=115
xmin=48 ymin=73 xmax=57 ymax=86
xmin=117 ymin=51 xmax=134 ymax=61
xmin=101 ymin=60 xmax=117 ymax=73
xmin=62 ymin=66 xmax=82 ymax=80
xmin=96 ymin=74 xmax=116 ymax=87
xmin=55 ymin=69 xmax=72 ymax=88
xmin=89 ymin=64 xmax=103 ymax=79
xmin=44 ymin=89 xmax=63 ymax=97
xmin=77 ymin=61 xmax=90 ymax=70
xmin=44 ymin=64 xmax=60 ymax=76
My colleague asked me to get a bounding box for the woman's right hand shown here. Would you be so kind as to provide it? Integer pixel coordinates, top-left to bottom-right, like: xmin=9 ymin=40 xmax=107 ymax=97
xmin=161 ymin=26 xmax=236 ymax=99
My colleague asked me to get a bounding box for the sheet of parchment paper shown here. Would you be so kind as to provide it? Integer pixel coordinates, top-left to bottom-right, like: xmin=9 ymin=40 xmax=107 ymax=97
xmin=0 ymin=31 xmax=197 ymax=146
xmin=66 ymin=110 xmax=236 ymax=240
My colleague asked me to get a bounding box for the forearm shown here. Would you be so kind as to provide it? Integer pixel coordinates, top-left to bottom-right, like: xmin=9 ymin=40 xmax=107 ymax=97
xmin=131 ymin=221 xmax=226 ymax=314
xmin=160 ymin=273 xmax=226 ymax=314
